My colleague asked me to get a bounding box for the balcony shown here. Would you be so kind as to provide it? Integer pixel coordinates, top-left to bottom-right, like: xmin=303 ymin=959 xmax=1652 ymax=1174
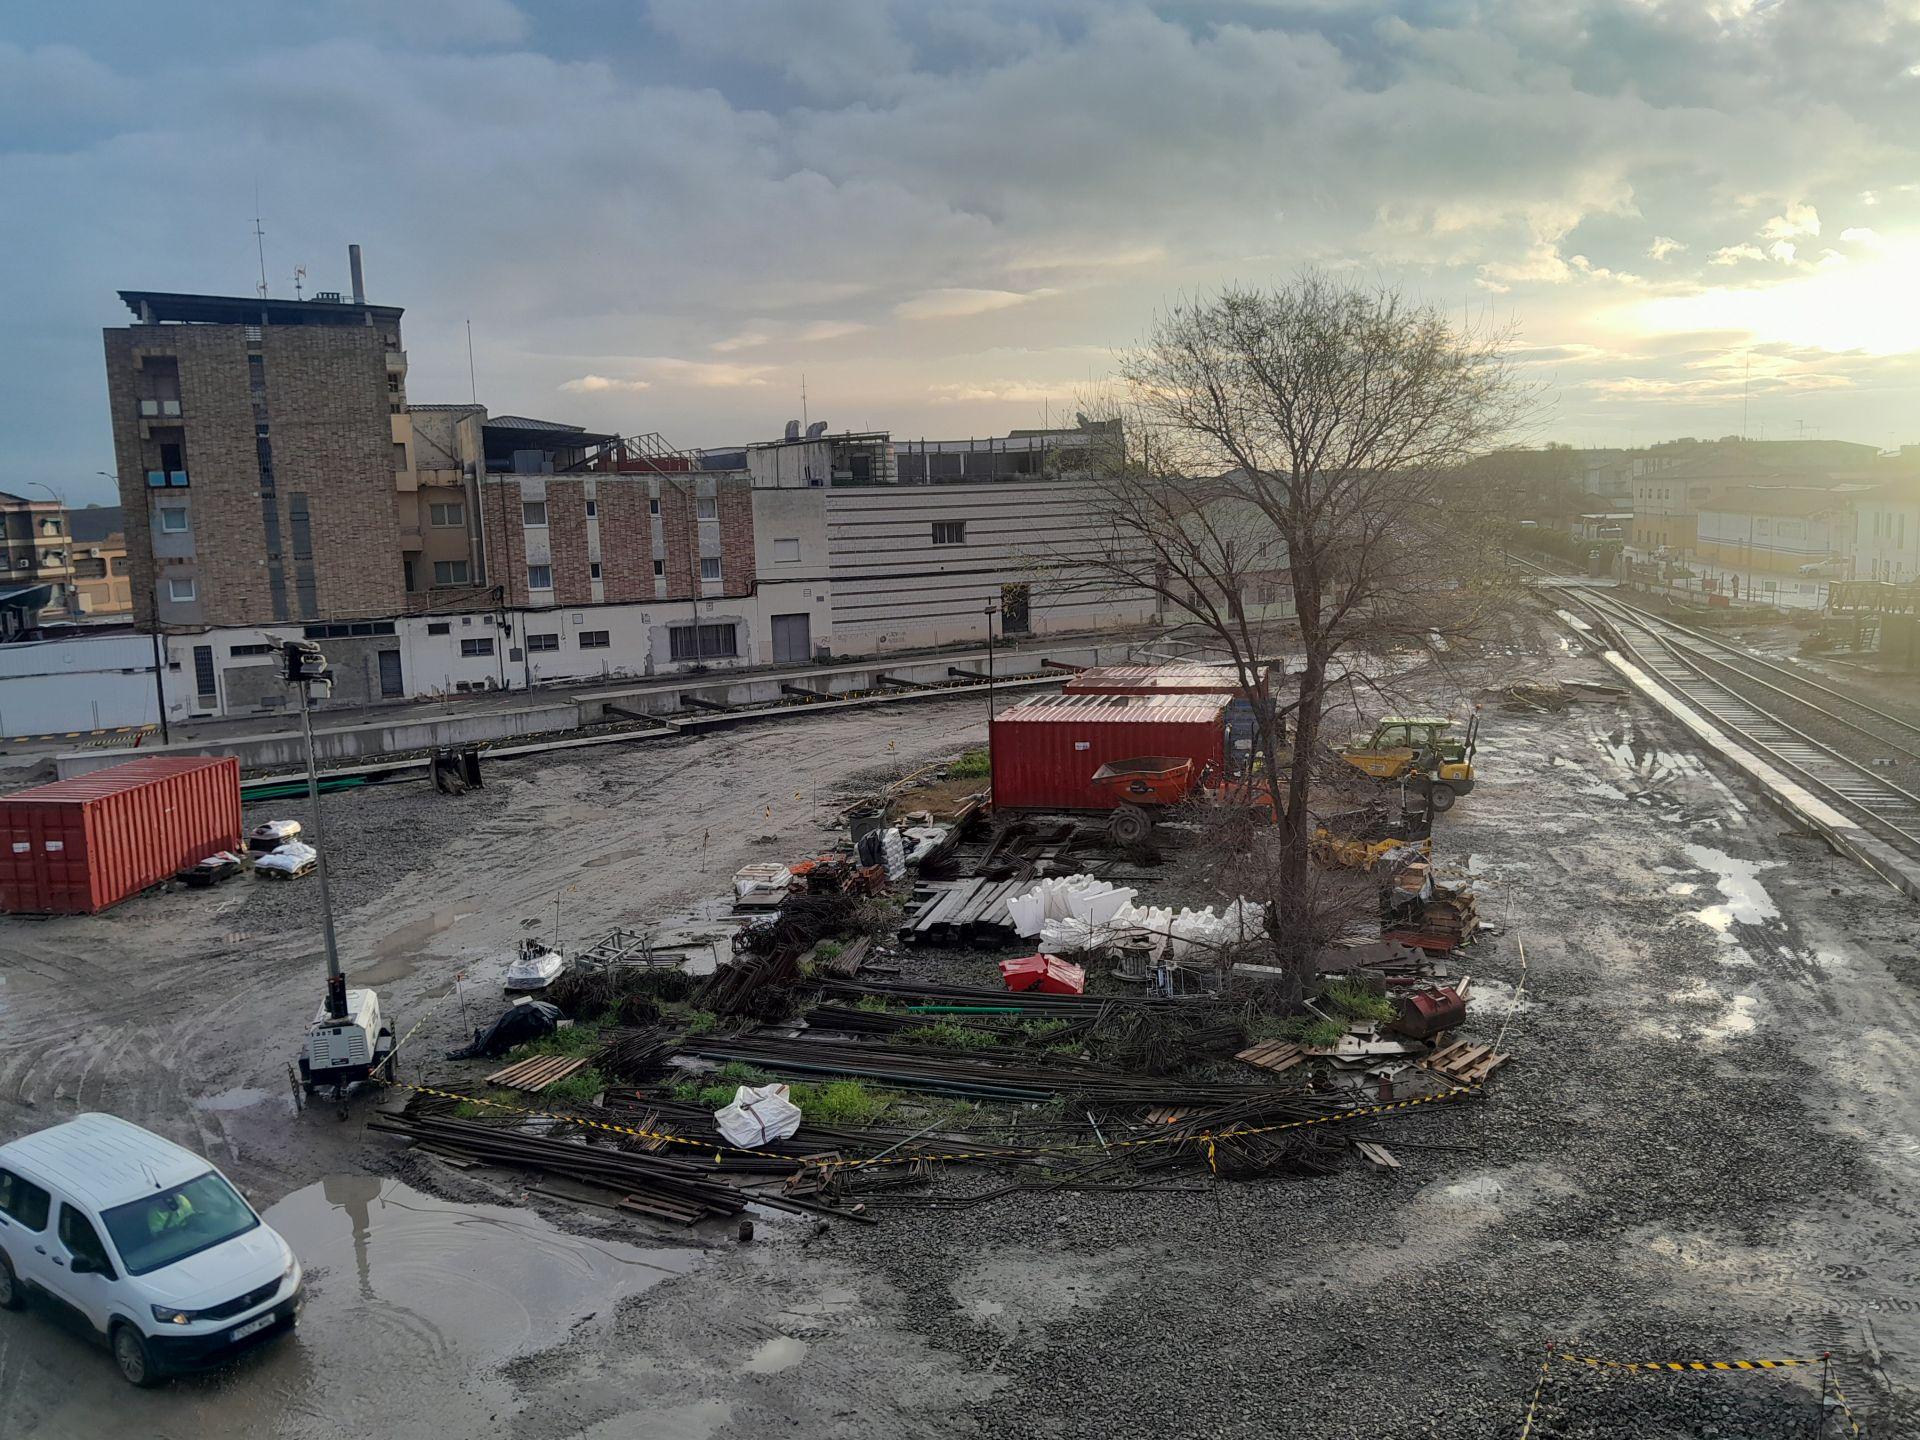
xmin=146 ymin=470 xmax=190 ymax=488
xmin=137 ymin=398 xmax=183 ymax=418
xmin=386 ymin=349 xmax=407 ymax=371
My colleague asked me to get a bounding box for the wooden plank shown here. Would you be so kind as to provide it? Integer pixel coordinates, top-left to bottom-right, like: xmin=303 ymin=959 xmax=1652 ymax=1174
xmin=1354 ymin=1141 xmax=1401 ymax=1170
xmin=487 ymin=1054 xmax=589 ymax=1092
xmin=1234 ymin=1040 xmax=1306 ymax=1073
xmin=616 ymin=1193 xmax=707 ymax=1225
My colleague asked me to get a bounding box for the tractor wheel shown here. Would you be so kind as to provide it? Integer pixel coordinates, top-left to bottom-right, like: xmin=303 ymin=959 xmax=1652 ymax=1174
xmin=1108 ymin=804 xmax=1153 ymax=847
xmin=1428 ymin=784 xmax=1456 ymax=813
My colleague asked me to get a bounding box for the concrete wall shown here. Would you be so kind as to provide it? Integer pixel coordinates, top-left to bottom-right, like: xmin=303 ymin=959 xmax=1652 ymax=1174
xmin=0 ymin=634 xmax=159 ymax=736
xmin=54 ymin=699 xmax=578 ymax=778
xmin=822 ymin=479 xmax=1157 ymax=654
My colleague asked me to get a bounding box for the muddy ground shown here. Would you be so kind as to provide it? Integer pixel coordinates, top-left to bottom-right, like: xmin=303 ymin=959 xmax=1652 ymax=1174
xmin=2 ymin=639 xmax=1918 ymax=1438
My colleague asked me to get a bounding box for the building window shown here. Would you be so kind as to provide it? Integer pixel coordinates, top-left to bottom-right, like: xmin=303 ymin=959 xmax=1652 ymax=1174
xmin=433 ymin=559 xmax=470 ymax=585
xmin=590 ymin=561 xmax=602 ymax=580
xmin=158 ymin=506 xmax=189 ymax=534
xmin=527 ymin=633 xmax=559 ymax=651
xmin=229 ymin=643 xmax=275 ymax=657
xmin=393 ymin=443 xmax=409 ymax=472
xmin=932 ymin=521 xmax=966 ymax=545
xmin=429 ymin=502 xmax=464 ymax=527
xmin=579 ymin=630 xmax=610 ymax=649
xmin=302 ymin=621 xmax=398 ymax=638
xmin=428 ymin=621 xmax=451 ymax=635
xmin=653 ymin=559 xmax=665 ymax=577
xmin=696 ymin=496 xmax=718 ymax=520
xmin=700 ymin=557 xmax=722 ymax=581
xmin=649 ymin=496 xmax=660 ymax=516
xmin=460 ymin=637 xmax=494 ymax=657
xmin=528 ymin=564 xmax=553 ymax=590
xmin=585 ymin=500 xmax=597 ymax=518
xmin=167 ymin=576 xmax=196 ymax=602
xmin=523 ymin=500 xmax=548 ymax=527
xmin=773 ymin=538 xmax=801 ymax=563
xmin=670 ymin=622 xmax=738 ymax=661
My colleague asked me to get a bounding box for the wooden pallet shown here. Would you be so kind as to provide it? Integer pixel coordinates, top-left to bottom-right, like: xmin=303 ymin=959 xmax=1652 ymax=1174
xmin=1353 ymin=1141 xmax=1401 ymax=1170
xmin=1425 ymin=1040 xmax=1510 ymax=1084
xmin=485 ymin=1054 xmax=590 ymax=1092
xmin=1143 ymin=1106 xmax=1196 ymax=1126
xmin=1234 ymin=1040 xmax=1306 ymax=1074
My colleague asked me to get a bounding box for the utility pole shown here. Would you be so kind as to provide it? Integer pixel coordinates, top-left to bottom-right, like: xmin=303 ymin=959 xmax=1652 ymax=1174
xmin=982 ymin=600 xmax=999 ymax=768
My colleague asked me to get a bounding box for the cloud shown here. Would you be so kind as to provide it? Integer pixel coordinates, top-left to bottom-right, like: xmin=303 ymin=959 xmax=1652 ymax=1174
xmin=1766 ymin=239 xmax=1797 ymax=262
xmin=1839 ymin=226 xmax=1880 ymax=244
xmin=710 ymin=331 xmax=773 ymax=353
xmin=641 ymin=358 xmax=775 ymax=388
xmin=1760 ymin=202 xmax=1820 ymax=239
xmin=797 ymin=320 xmax=869 ymax=341
xmin=1710 ymin=244 xmax=1767 ymax=265
xmin=927 ymin=380 xmax=1067 ymax=404
xmin=560 ymin=374 xmax=652 ymax=393
xmin=1646 ymin=235 xmax=1687 ymax=261
xmin=894 ymin=288 xmax=1051 ymax=321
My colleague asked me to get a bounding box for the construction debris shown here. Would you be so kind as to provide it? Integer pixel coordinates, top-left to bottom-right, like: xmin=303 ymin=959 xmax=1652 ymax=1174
xmin=485 ymin=1054 xmax=591 ymax=1093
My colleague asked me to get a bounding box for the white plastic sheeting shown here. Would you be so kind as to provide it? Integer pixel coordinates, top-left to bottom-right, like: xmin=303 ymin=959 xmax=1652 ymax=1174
xmin=715 ymin=1083 xmax=803 ymax=1147
xmin=882 ymin=829 xmax=908 ymax=882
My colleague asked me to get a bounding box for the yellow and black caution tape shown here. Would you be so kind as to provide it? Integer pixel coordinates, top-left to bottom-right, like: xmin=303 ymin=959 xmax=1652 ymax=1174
xmin=1827 ymin=1379 xmax=1864 ymax=1437
xmin=1517 ymin=1348 xmax=1551 ymax=1439
xmin=1555 ymin=1351 xmax=1819 ymax=1373
xmin=382 ymin=1077 xmax=1481 ymax=1172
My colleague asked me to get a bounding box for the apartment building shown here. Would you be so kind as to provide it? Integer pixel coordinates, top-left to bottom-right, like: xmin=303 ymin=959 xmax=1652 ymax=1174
xmin=102 ymin=257 xmax=409 ymax=631
xmin=0 ymin=492 xmax=75 ymax=627
xmin=1848 ymin=476 xmax=1920 ymax=583
xmin=1694 ymin=486 xmax=1858 ymax=573
xmin=67 ymin=505 xmax=132 ymax=617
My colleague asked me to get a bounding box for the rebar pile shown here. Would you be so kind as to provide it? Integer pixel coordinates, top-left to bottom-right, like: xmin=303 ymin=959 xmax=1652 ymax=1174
xmin=699 ymin=951 xmax=802 ymax=1020
xmin=595 ymin=1026 xmax=674 ymax=1081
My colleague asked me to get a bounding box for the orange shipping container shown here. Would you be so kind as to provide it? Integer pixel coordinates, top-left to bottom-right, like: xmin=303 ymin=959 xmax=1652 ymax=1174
xmin=0 ymin=757 xmax=243 ymax=915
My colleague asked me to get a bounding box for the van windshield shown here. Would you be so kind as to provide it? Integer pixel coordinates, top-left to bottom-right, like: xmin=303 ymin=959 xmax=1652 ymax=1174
xmin=100 ymin=1172 xmax=259 ymax=1277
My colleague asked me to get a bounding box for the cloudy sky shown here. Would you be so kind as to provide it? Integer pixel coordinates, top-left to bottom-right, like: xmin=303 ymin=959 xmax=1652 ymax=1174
xmin=8 ymin=0 xmax=1920 ymax=506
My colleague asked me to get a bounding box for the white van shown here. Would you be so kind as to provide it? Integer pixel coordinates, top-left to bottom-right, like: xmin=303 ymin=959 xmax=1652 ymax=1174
xmin=0 ymin=1114 xmax=302 ymax=1386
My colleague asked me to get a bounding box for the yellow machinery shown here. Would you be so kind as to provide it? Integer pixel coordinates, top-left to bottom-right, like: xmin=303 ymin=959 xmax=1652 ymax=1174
xmin=1337 ymin=714 xmax=1479 ymax=812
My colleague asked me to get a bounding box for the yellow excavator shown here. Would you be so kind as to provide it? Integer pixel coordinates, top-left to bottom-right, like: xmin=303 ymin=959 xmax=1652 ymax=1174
xmin=1337 ymin=714 xmax=1480 ymax=812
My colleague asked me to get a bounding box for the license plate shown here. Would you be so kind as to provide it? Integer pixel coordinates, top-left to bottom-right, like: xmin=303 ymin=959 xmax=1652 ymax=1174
xmin=230 ymin=1313 xmax=275 ymax=1341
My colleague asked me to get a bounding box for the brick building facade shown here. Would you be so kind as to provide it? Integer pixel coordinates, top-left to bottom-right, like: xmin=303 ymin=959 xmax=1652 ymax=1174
xmin=103 ymin=288 xmax=407 ymax=629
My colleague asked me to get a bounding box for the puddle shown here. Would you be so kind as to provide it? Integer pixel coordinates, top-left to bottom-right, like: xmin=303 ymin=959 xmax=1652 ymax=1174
xmin=257 ymin=1177 xmax=698 ymax=1430
xmin=1665 ymin=882 xmax=1699 ymax=897
xmin=1680 ymin=843 xmax=1780 ymax=935
xmin=194 ymin=1086 xmax=275 ymax=1113
xmin=357 ymin=909 xmax=473 ymax=986
xmin=741 ymin=1335 xmax=810 ymax=1374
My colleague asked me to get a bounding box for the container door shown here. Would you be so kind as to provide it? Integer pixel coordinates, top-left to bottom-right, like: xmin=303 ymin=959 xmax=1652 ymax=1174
xmin=770 ymin=613 xmax=811 ymax=665
xmin=377 ymin=648 xmax=403 ymax=697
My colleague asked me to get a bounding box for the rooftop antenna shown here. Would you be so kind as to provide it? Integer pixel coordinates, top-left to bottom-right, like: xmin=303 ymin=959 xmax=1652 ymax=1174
xmin=466 ymin=319 xmax=478 ymax=404
xmin=292 ymin=264 xmax=306 ymax=300
xmin=801 ymin=373 xmax=809 ymax=430
xmin=1742 ymin=349 xmax=1751 ymax=438
xmin=252 ymin=185 xmax=268 ymax=299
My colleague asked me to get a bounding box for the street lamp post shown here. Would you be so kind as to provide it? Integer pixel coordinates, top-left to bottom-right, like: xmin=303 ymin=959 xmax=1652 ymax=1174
xmin=982 ymin=600 xmax=999 ymax=774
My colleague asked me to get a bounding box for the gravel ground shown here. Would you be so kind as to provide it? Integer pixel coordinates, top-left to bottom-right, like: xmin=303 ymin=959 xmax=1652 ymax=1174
xmin=3 ymin=634 xmax=1917 ymax=1438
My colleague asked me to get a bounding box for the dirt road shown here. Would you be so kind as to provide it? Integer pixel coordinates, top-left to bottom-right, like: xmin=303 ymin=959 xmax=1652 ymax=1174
xmin=1 ymin=665 xmax=1916 ymax=1437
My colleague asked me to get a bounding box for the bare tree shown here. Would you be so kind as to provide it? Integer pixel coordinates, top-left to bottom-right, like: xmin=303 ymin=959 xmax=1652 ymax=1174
xmin=1068 ymin=274 xmax=1531 ymax=981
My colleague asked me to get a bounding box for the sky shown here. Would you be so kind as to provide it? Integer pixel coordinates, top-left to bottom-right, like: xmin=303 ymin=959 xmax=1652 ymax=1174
xmin=7 ymin=0 xmax=1920 ymax=507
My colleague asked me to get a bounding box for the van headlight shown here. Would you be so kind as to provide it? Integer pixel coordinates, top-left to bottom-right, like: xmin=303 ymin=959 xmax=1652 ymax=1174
xmin=151 ymin=1304 xmax=198 ymax=1325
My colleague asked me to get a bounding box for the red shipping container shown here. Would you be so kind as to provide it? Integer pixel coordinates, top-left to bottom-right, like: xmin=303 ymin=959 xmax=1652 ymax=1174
xmin=990 ymin=693 xmax=1228 ymax=811
xmin=0 ymin=756 xmax=243 ymax=915
xmin=999 ymin=954 xmax=1086 ymax=995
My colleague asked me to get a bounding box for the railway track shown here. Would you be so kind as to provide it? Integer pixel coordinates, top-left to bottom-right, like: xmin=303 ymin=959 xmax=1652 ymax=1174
xmin=1554 ymin=582 xmax=1920 ymax=860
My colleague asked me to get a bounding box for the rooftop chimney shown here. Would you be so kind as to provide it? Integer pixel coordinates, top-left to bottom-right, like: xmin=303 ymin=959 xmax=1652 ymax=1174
xmin=348 ymin=244 xmax=366 ymax=304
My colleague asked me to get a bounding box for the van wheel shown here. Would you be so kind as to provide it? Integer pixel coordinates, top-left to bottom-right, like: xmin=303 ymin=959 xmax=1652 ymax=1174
xmin=112 ymin=1323 xmax=161 ymax=1388
xmin=0 ymin=1252 xmax=23 ymax=1310
xmin=1428 ymin=784 xmax=1456 ymax=813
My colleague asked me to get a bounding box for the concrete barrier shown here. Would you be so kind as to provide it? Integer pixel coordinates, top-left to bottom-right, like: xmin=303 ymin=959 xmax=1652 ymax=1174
xmin=54 ymin=700 xmax=578 ymax=779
